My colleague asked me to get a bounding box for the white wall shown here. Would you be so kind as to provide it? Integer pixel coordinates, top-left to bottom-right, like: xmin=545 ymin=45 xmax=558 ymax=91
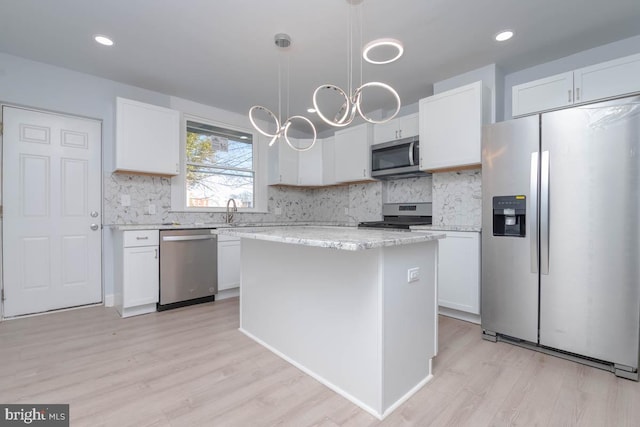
xmin=503 ymin=34 xmax=640 ymax=120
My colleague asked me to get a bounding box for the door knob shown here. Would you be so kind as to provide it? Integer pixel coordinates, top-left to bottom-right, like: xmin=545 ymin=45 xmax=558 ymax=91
xmin=90 ymin=224 xmax=99 ymax=231
xmin=90 ymin=211 xmax=99 ymax=218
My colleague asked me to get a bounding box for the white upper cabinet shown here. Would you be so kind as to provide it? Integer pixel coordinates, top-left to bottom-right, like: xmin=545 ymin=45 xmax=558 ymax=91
xmin=512 ymin=72 xmax=574 ymax=118
xmin=334 ymin=123 xmax=374 ymax=183
xmin=574 ymin=53 xmax=640 ymax=104
xmin=419 ymin=81 xmax=489 ymax=172
xmin=373 ymin=113 xmax=419 ymax=144
xmin=298 ymin=138 xmax=324 ymax=186
xmin=512 ymin=53 xmax=640 ymax=117
xmin=115 ymin=97 xmax=180 ymax=175
xmin=322 ymin=136 xmax=336 ymax=186
xmin=268 ymin=139 xmax=299 ymax=185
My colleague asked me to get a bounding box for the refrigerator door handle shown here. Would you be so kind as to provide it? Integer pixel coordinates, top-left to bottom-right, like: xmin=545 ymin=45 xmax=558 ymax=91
xmin=540 ymin=151 xmax=550 ymax=275
xmin=530 ymin=152 xmax=539 ymax=273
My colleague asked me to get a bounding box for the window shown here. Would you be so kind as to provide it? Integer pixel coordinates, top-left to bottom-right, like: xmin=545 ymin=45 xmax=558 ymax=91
xmin=182 ymin=119 xmax=256 ymax=209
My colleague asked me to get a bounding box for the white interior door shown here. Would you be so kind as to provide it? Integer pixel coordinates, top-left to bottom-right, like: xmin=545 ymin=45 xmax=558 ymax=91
xmin=2 ymin=106 xmax=102 ymax=317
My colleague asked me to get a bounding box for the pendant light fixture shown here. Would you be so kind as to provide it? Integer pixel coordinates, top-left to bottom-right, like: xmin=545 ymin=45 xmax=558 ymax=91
xmin=249 ymin=34 xmax=317 ymax=152
xmin=312 ymin=0 xmax=401 ymax=128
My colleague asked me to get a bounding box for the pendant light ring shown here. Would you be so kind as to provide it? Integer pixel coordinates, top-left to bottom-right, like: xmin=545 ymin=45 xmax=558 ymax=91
xmin=355 ymin=81 xmax=402 ymax=124
xmin=249 ymin=105 xmax=280 ymax=139
xmin=312 ymin=84 xmax=353 ymax=128
xmin=283 ymin=115 xmax=318 ymax=152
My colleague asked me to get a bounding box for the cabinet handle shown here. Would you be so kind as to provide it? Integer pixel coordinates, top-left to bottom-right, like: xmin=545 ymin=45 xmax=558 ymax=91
xmin=136 ymin=236 xmax=149 ymax=240
xmin=363 ymin=168 xmax=366 ymax=177
xmin=575 ymin=87 xmax=580 ymax=101
xmin=399 ymin=129 xmax=402 ymax=139
xmin=568 ymin=90 xmax=572 ymax=103
xmin=395 ymin=130 xmax=398 ymax=139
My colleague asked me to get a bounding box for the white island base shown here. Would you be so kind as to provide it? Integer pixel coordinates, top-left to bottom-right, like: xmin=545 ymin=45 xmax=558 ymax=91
xmin=238 ymin=235 xmax=439 ymax=419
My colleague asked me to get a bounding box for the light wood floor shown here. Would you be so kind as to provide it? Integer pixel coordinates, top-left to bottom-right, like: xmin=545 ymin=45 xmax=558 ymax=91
xmin=1 ymin=298 xmax=639 ymax=426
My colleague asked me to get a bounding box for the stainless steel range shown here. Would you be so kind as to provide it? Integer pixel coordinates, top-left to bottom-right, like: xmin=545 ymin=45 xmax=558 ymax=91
xmin=358 ymin=203 xmax=432 ymax=230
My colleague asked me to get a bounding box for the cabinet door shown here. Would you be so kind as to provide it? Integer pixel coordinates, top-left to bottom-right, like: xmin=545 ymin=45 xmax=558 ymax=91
xmin=334 ymin=123 xmax=373 ymax=183
xmin=322 ymin=136 xmax=336 ymax=185
xmin=420 ymin=81 xmax=486 ymax=171
xmin=397 ymin=113 xmax=419 ymax=139
xmin=574 ymin=53 xmax=640 ymax=104
xmin=123 ymin=246 xmax=159 ymax=307
xmin=115 ymin=97 xmax=180 ymax=175
xmin=268 ymin=139 xmax=299 ymax=185
xmin=373 ymin=119 xmax=399 ymax=143
xmin=218 ymin=238 xmax=241 ymax=291
xmin=438 ymin=231 xmax=480 ymax=314
xmin=511 ymin=72 xmax=574 ymax=117
xmin=298 ymin=138 xmax=323 ymax=186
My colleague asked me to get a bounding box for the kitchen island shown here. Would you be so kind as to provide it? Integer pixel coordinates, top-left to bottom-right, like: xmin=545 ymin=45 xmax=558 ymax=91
xmin=218 ymin=226 xmax=444 ymax=419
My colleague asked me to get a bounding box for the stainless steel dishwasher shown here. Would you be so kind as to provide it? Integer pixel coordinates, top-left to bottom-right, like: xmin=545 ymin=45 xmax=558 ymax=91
xmin=158 ymin=229 xmax=218 ymax=311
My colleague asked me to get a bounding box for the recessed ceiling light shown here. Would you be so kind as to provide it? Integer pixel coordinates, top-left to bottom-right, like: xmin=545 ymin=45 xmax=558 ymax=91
xmin=495 ymin=30 xmax=514 ymax=42
xmin=307 ymin=108 xmax=317 ymax=113
xmin=362 ymin=38 xmax=404 ymax=65
xmin=94 ymin=35 xmax=114 ymax=46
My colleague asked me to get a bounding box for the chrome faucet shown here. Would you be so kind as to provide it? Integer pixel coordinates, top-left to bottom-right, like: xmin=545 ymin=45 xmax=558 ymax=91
xmin=225 ymin=198 xmax=237 ymax=224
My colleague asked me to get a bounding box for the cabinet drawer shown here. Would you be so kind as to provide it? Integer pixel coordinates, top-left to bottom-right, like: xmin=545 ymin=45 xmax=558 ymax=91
xmin=124 ymin=230 xmax=159 ymax=247
xmin=218 ymin=234 xmax=241 ymax=242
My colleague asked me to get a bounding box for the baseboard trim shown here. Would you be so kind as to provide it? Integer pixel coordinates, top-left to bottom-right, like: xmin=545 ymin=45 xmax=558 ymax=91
xmin=104 ymin=294 xmax=115 ymax=307
xmin=439 ymin=306 xmax=481 ymax=324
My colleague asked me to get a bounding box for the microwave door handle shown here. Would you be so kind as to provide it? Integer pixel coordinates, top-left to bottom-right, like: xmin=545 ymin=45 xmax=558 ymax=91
xmin=408 ymin=142 xmax=415 ymax=166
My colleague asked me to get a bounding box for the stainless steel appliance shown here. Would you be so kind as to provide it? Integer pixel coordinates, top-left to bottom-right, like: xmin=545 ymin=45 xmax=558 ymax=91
xmin=358 ymin=202 xmax=432 ymax=230
xmin=158 ymin=229 xmax=218 ymax=311
xmin=371 ymin=137 xmax=428 ymax=179
xmin=481 ymin=95 xmax=640 ymax=380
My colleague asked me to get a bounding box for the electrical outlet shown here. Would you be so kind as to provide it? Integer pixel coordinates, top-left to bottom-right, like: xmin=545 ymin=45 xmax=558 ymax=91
xmin=344 ymin=207 xmax=349 ymax=215
xmin=408 ymin=267 xmax=420 ymax=283
xmin=121 ymin=194 xmax=131 ymax=206
xmin=148 ymin=204 xmax=156 ymax=215
xmin=275 ymin=207 xmax=282 ymax=215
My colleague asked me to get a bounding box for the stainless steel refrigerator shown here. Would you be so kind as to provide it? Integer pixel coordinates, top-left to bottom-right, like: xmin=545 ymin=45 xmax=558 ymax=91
xmin=481 ymin=95 xmax=640 ymax=380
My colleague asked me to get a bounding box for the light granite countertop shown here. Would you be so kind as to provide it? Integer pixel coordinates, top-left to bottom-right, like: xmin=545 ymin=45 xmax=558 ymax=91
xmin=411 ymin=225 xmax=481 ymax=233
xmin=218 ymin=226 xmax=445 ymax=251
xmin=106 ymin=221 xmax=350 ymax=231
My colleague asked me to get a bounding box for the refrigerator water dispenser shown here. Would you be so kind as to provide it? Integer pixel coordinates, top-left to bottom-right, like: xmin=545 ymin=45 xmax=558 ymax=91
xmin=493 ymin=196 xmax=526 ymax=237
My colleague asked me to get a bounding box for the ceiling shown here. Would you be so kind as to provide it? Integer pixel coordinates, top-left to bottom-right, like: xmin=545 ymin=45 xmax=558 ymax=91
xmin=1 ymin=0 xmax=639 ymax=133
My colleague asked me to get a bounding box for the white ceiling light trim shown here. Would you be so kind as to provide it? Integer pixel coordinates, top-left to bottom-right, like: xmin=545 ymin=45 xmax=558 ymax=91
xmin=248 ymin=34 xmax=317 ymax=152
xmin=362 ymin=38 xmax=404 ymax=64
xmin=94 ymin=35 xmax=114 ymax=46
xmin=312 ymin=0 xmax=401 ymax=128
xmin=495 ymin=30 xmax=514 ymax=42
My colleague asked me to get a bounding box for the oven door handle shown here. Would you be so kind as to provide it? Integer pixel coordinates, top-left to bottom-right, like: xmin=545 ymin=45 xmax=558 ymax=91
xmin=409 ymin=142 xmax=415 ymax=166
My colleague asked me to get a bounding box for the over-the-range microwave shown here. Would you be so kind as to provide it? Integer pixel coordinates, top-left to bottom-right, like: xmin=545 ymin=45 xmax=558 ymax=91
xmin=371 ymin=136 xmax=428 ymax=179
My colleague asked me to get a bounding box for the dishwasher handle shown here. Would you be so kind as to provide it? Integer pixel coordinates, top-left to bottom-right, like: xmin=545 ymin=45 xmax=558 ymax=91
xmin=162 ymin=235 xmax=217 ymax=242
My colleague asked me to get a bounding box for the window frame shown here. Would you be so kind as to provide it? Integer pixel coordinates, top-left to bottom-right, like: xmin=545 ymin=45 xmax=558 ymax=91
xmin=170 ymin=113 xmax=267 ymax=213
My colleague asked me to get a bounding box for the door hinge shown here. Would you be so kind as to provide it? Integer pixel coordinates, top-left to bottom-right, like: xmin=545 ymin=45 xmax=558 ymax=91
xmin=0 ymin=122 xmax=3 ymax=136
xmin=1 ymin=289 xmax=5 ymax=302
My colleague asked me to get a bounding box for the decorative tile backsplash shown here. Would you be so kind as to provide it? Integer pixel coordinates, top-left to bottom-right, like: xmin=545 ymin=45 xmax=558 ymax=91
xmin=104 ymin=169 xmax=481 ymax=228
xmin=432 ymin=169 xmax=482 ymax=228
xmin=383 ymin=175 xmax=433 ymax=203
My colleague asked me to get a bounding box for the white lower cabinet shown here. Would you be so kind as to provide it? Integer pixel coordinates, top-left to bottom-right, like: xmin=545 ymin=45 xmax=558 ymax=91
xmin=114 ymin=230 xmax=159 ymax=317
xmin=437 ymin=231 xmax=480 ymax=323
xmin=218 ymin=235 xmax=240 ymax=291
